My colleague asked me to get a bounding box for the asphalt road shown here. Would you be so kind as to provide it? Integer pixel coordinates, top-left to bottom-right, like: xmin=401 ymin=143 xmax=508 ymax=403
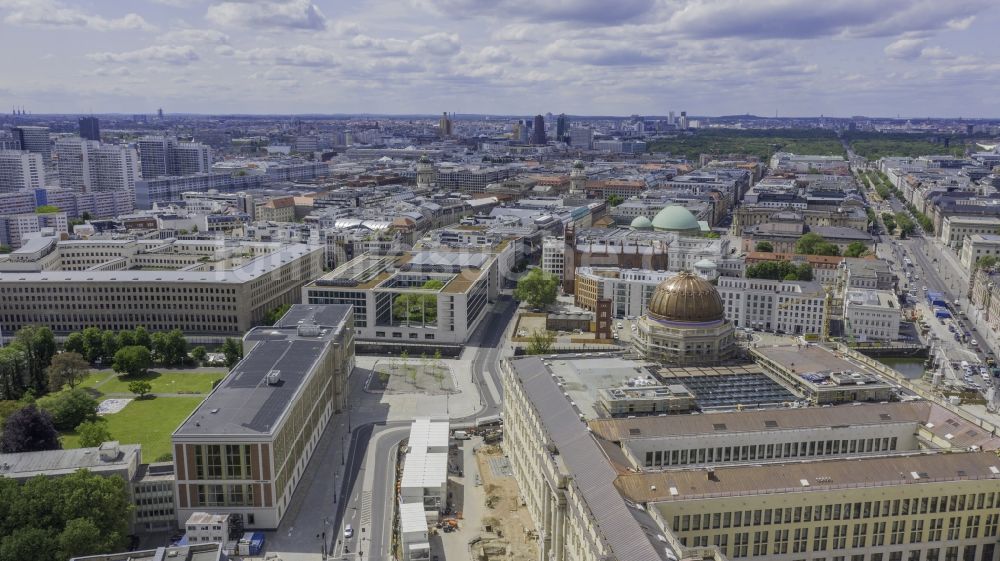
xmin=332 ymin=295 xmax=516 ymax=559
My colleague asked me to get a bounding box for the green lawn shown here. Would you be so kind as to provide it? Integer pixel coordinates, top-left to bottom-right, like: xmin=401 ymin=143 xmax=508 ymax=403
xmin=61 ymin=396 xmax=204 ymax=461
xmin=78 ymin=369 xmax=225 ymax=396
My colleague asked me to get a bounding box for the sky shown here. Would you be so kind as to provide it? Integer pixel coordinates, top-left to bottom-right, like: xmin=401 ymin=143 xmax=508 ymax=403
xmin=0 ymin=0 xmax=997 ymax=118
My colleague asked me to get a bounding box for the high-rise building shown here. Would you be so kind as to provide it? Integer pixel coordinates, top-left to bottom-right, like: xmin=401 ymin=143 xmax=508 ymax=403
xmin=679 ymin=111 xmax=688 ymax=130
xmin=55 ymin=138 xmax=139 ymax=194
xmin=0 ymin=150 xmax=46 ymax=192
xmin=438 ymin=112 xmax=452 ymax=137
xmin=669 ymin=110 xmax=675 ymax=125
xmin=556 ymin=113 xmax=568 ymax=140
xmin=137 ymin=136 xmax=212 ymax=178
xmin=11 ymin=126 xmax=51 ymax=167
xmin=568 ymin=127 xmax=593 ymax=149
xmin=78 ymin=117 xmax=100 ymax=142
xmin=531 ymin=114 xmax=546 ymax=144
xmin=157 ymin=108 xmax=163 ymax=120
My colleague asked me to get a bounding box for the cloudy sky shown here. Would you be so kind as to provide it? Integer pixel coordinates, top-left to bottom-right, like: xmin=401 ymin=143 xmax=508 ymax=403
xmin=0 ymin=0 xmax=996 ymax=117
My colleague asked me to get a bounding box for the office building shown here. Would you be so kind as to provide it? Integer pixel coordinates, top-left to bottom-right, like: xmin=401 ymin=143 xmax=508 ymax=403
xmin=752 ymin=345 xmax=894 ymax=404
xmin=718 ymin=277 xmax=827 ymax=335
xmin=845 ymin=289 xmax=902 ymax=341
xmin=137 ymin=136 xmax=212 ymax=178
xmin=941 ymin=215 xmax=1000 ymax=249
xmin=0 ymin=149 xmax=45 ymax=192
xmin=541 ymin=236 xmax=566 ymax=281
xmin=0 ymin=238 xmax=324 ymax=336
xmin=79 ymin=116 xmax=101 ymax=141
xmin=960 ymin=234 xmax=1000 ymax=271
xmin=556 ymin=113 xmax=568 ymax=140
xmin=0 ymin=211 xmax=68 ymax=248
xmin=568 ymin=127 xmax=593 ymax=149
xmin=55 ymin=138 xmax=140 ymax=194
xmin=303 ymin=244 xmax=511 ymax=351
xmin=438 ymin=112 xmax=452 ymax=137
xmin=531 ymin=114 xmax=546 ymax=144
xmin=172 ymin=304 xmax=354 ymax=529
xmin=71 ymin=543 xmax=224 ymax=561
xmin=632 ymin=271 xmax=737 ymax=365
xmin=11 ymin=125 xmax=50 ymax=167
xmin=135 ymin=172 xmax=266 ymax=209
xmin=843 ymin=258 xmax=898 ymax=290
xmin=503 ymin=353 xmax=1000 ymax=561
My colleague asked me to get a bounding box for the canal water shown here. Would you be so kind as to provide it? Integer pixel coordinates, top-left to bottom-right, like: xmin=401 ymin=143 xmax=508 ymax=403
xmin=877 ymin=357 xmax=927 ymax=380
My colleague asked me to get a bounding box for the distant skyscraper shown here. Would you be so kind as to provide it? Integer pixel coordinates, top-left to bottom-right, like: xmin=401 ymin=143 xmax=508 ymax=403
xmin=11 ymin=125 xmax=51 ymax=167
xmin=531 ymin=115 xmax=546 ymax=145
xmin=157 ymin=108 xmax=164 ymax=120
xmin=137 ymin=136 xmax=211 ymax=178
xmin=679 ymin=111 xmax=689 ymax=130
xmin=79 ymin=117 xmax=101 ymax=142
xmin=669 ymin=111 xmax=675 ymax=125
xmin=438 ymin=112 xmax=452 ymax=137
xmin=556 ymin=114 xmax=568 ymax=140
xmin=55 ymin=138 xmax=139 ymax=193
xmin=0 ymin=150 xmax=46 ymax=192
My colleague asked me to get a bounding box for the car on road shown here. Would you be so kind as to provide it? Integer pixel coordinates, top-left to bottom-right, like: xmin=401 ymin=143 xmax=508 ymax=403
xmin=344 ymin=525 xmax=354 ymax=539
xmin=922 ymin=286 xmax=927 ymax=292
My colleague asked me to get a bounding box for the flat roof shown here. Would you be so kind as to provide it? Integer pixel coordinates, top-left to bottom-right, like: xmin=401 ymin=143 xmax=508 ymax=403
xmin=0 ymin=443 xmax=140 ymax=479
xmin=408 ymin=418 xmax=449 ymax=451
xmin=0 ymin=243 xmax=322 ymax=284
xmin=510 ymin=356 xmax=674 ymax=561
xmin=589 ymin=401 xmax=928 ymax=442
xmin=400 ymin=452 xmax=448 ymax=489
xmin=399 ymin=501 xmax=428 ymax=534
xmin=174 ymin=304 xmax=352 ymax=437
xmin=755 ymin=345 xmax=884 ymax=379
xmin=616 ymin=451 xmax=1000 ymax=503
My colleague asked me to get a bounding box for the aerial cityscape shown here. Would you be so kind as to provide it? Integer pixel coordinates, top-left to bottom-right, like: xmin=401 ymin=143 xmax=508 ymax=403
xmin=2 ymin=2 xmax=1000 ymax=561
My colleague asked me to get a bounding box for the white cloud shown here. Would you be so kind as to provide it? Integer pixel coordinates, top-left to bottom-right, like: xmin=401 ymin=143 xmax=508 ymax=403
xmin=158 ymin=28 xmax=230 ymax=45
xmin=206 ymin=0 xmax=326 ymax=31
xmin=87 ymin=45 xmax=200 ymax=65
xmin=415 ymin=0 xmax=657 ymax=25
xmin=884 ymin=38 xmax=926 ymax=60
xmin=0 ymin=0 xmax=153 ymax=31
xmin=224 ymin=45 xmax=338 ymax=67
xmin=409 ymin=32 xmax=461 ymax=57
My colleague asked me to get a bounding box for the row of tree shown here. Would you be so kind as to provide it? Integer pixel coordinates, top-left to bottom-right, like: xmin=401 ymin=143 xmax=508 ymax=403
xmin=64 ymin=327 xmax=189 ymax=367
xmin=0 ymin=470 xmax=131 ymax=561
xmin=746 ymin=261 xmax=814 ymax=281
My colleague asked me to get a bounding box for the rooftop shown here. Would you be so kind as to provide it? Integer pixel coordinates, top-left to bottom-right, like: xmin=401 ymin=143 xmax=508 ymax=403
xmin=616 ymin=451 xmax=1000 ymax=503
xmin=0 ymin=442 xmax=140 ymax=479
xmin=173 ymin=304 xmax=352 ymax=437
xmin=70 ymin=543 xmax=224 ymax=561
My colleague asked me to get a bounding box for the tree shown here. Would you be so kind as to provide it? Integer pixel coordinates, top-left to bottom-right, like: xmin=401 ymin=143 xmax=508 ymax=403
xmin=63 ymin=332 xmax=85 ymax=356
xmin=191 ymin=346 xmax=208 ymax=363
xmin=116 ymin=329 xmax=135 ymax=349
xmin=100 ymin=331 xmax=118 ymax=363
xmin=392 ymin=280 xmax=443 ymax=325
xmin=527 ymin=330 xmax=555 ymax=355
xmin=606 ymin=194 xmax=624 ymax=206
xmin=13 ymin=326 xmax=56 ymax=394
xmin=0 ymin=244 xmax=11 ymax=254
xmin=128 ymin=380 xmax=152 ymax=399
xmin=47 ymin=352 xmax=89 ymax=391
xmin=36 ymin=388 xmax=97 ymax=431
xmin=264 ymin=303 xmax=292 ymax=325
xmin=0 ymin=404 xmax=60 ymax=453
xmin=746 ymin=261 xmax=813 ymax=281
xmin=164 ymin=329 xmax=188 ymax=366
xmin=57 ymin=518 xmax=104 ymax=560
xmin=34 ymin=204 xmax=59 ymax=214
xmin=514 ymin=268 xmax=559 ymax=309
xmin=81 ymin=327 xmax=104 ymax=364
xmin=844 ymin=241 xmax=868 ymax=258
xmin=76 ymin=420 xmax=112 ymax=447
xmin=754 ymin=241 xmax=774 ymax=252
xmin=133 ymin=326 xmax=151 ymax=349
xmin=704 ymin=231 xmax=721 ymax=239
xmin=795 ymin=232 xmax=840 ymax=256
xmin=976 ymin=255 xmax=999 ymax=270
xmin=0 ymin=527 xmax=58 ymax=561
xmin=0 ymin=346 xmax=27 ymax=401
xmin=221 ymin=338 xmax=243 ymax=368
xmin=112 ymin=346 xmax=152 ymax=378
xmin=150 ymin=332 xmax=168 ymax=364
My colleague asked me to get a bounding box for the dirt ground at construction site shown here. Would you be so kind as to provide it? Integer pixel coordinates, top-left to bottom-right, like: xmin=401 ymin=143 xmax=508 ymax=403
xmin=470 ymin=445 xmax=539 ymax=561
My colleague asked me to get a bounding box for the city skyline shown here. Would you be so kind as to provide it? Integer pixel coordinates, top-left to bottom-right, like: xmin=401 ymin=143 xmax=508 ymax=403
xmin=0 ymin=0 xmax=997 ymax=118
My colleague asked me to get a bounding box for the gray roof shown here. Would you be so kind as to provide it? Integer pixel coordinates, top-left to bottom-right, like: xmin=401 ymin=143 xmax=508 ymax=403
xmin=174 ymin=304 xmax=352 ymax=437
xmin=71 ymin=543 xmax=223 ymax=561
xmin=0 ymin=443 xmax=140 ymax=479
xmin=510 ymin=357 xmax=673 ymax=561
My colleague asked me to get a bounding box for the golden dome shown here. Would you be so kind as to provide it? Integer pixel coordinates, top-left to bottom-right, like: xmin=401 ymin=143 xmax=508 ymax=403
xmin=647 ymin=271 xmax=725 ymax=323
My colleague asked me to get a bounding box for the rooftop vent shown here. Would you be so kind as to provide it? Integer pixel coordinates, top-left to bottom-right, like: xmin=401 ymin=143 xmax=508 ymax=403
xmin=713 ymin=423 xmax=727 ymax=431
xmin=764 ymin=420 xmax=779 ymax=428
xmin=266 ymin=370 xmax=281 ymax=385
xmin=628 ymin=428 xmax=641 ymax=436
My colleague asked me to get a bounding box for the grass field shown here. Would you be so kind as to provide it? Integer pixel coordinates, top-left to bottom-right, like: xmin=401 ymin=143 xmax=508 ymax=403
xmin=647 ymin=129 xmax=845 ymax=160
xmin=80 ymin=369 xmax=225 ymax=396
xmin=61 ymin=396 xmax=203 ymax=461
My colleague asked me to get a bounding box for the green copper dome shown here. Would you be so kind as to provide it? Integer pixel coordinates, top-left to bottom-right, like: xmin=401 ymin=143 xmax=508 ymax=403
xmin=651 ymin=205 xmax=699 ymax=233
xmin=630 ymin=216 xmax=653 ymax=230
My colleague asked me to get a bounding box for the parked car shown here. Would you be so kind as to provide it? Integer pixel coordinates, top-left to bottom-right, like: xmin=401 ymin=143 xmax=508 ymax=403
xmin=344 ymin=525 xmax=354 ymax=539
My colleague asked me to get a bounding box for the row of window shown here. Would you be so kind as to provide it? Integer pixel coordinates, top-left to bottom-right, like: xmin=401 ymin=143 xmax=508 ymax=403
xmin=644 ymin=437 xmax=898 ymax=467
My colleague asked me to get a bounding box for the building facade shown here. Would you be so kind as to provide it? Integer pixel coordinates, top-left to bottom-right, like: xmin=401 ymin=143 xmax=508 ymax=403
xmin=0 ymin=149 xmax=46 ymax=192
xmin=718 ymin=277 xmax=826 ymax=335
xmin=172 ymin=305 xmax=354 ymax=529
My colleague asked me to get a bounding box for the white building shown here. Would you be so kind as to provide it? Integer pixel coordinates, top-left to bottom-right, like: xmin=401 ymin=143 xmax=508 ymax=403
xmin=399 ymin=502 xmax=430 ymax=561
xmin=138 ymin=136 xmax=212 ymax=178
xmin=400 ymin=418 xmax=449 ymax=517
xmin=718 ymin=277 xmax=827 ymax=335
xmin=845 ymin=289 xmax=901 ymax=341
xmin=541 ymin=236 xmax=565 ymax=281
xmin=940 ymin=215 xmax=1000 ymax=249
xmin=184 ymin=512 xmax=229 ymax=545
xmin=960 ymin=233 xmax=1000 ymax=271
xmin=0 ymin=150 xmax=46 ymax=192
xmin=55 ymin=138 xmax=140 ymax=194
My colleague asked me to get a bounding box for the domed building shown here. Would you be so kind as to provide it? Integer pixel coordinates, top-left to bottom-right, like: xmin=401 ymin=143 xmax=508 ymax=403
xmin=630 ymin=215 xmax=653 ymax=230
xmin=650 ymin=205 xmax=703 ymax=235
xmin=632 ymin=271 xmax=735 ymax=365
